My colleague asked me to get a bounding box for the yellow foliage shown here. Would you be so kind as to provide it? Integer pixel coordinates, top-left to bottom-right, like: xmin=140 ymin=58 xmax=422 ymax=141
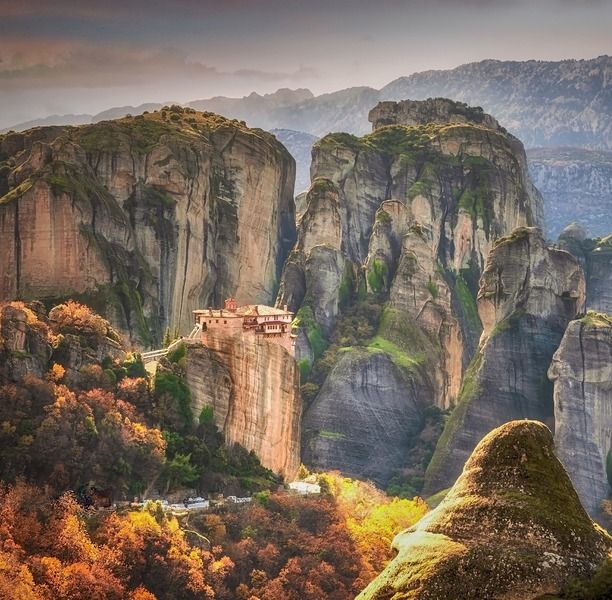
xmin=49 ymin=362 xmax=66 ymax=383
xmin=322 ymin=472 xmax=428 ymax=577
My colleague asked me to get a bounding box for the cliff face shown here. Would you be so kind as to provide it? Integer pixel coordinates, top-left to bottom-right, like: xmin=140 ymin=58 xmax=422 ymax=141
xmin=556 ymin=229 xmax=612 ymax=314
xmin=549 ymin=313 xmax=612 ymax=519
xmin=425 ymin=228 xmax=585 ymax=495
xmin=0 ymin=107 xmax=296 ymax=347
xmin=185 ymin=329 xmax=301 ymax=480
xmin=302 ymin=347 xmax=424 ymax=486
xmin=285 ymin=99 xmax=542 ymax=484
xmin=527 ymin=147 xmax=612 ymax=238
xmin=358 ymin=420 xmax=612 ymax=600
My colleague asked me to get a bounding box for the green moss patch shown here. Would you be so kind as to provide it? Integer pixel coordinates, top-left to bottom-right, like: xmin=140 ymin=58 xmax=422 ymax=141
xmin=293 ymin=305 xmax=327 ymax=359
xmin=0 ymin=178 xmax=34 ymax=205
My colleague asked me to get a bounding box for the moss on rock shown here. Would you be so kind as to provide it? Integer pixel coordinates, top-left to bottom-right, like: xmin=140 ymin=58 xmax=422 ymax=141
xmin=358 ymin=420 xmax=612 ymax=600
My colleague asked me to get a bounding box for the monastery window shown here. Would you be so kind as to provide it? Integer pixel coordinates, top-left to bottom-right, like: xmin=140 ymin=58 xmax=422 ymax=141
xmin=224 ymin=320 xmax=227 ymax=324
xmin=216 ymin=319 xmax=219 ymax=323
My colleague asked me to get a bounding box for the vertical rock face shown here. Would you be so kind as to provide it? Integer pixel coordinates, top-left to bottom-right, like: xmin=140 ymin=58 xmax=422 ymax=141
xmin=282 ymin=99 xmax=543 ymax=484
xmin=0 ymin=108 xmax=296 ymax=347
xmin=586 ymin=237 xmax=612 ymax=314
xmin=425 ymin=228 xmax=585 ymax=495
xmin=302 ymin=348 xmax=425 ymax=486
xmin=358 ymin=421 xmax=612 ymax=600
xmin=185 ymin=329 xmax=301 ymax=480
xmin=556 ymin=229 xmax=612 ymax=314
xmin=549 ymin=313 xmax=612 ymax=518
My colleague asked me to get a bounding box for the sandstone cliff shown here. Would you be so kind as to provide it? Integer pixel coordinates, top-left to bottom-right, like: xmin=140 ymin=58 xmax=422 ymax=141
xmin=0 ymin=107 xmax=296 ymax=347
xmin=548 ymin=312 xmax=612 ymax=519
xmin=185 ymin=329 xmax=301 ymax=480
xmin=285 ymin=100 xmax=542 ymax=485
xmin=302 ymin=347 xmax=425 ymax=486
xmin=358 ymin=420 xmax=612 ymax=600
xmin=424 ymin=228 xmax=585 ymax=495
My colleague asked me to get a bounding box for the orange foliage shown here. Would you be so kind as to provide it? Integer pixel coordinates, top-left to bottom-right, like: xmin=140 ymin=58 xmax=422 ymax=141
xmin=48 ymin=363 xmax=66 ymax=383
xmin=48 ymin=300 xmax=114 ymax=340
xmin=0 ymin=482 xmax=231 ymax=600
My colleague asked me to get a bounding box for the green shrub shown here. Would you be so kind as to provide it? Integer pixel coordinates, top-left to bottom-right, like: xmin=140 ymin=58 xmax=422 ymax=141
xmin=199 ymin=405 xmax=214 ymax=426
xmin=298 ymin=358 xmax=312 ymax=380
xmin=293 ymin=305 xmax=327 ymax=359
xmin=367 ymin=259 xmax=388 ymax=294
xmin=167 ymin=342 xmax=186 ymax=364
xmin=123 ymin=352 xmax=147 ymax=378
xmin=154 ymin=371 xmax=192 ymax=430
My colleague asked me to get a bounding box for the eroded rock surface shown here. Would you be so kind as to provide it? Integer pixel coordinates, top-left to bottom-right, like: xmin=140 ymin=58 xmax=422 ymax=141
xmin=186 ymin=329 xmax=301 ymax=480
xmin=425 ymin=228 xmax=585 ymax=495
xmin=549 ymin=313 xmax=612 ymax=519
xmin=0 ymin=108 xmax=296 ymax=347
xmin=302 ymin=347 xmax=424 ymax=486
xmin=285 ymin=100 xmax=543 ymax=483
xmin=359 ymin=420 xmax=612 ymax=600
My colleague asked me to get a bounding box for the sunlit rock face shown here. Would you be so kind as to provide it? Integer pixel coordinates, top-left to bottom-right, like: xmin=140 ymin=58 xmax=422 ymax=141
xmin=549 ymin=313 xmax=612 ymax=520
xmin=358 ymin=420 xmax=612 ymax=600
xmin=0 ymin=109 xmax=296 ymax=347
xmin=424 ymin=228 xmax=585 ymax=496
xmin=185 ymin=329 xmax=301 ymax=480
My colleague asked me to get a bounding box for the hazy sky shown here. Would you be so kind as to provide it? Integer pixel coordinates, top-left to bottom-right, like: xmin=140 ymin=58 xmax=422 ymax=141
xmin=0 ymin=0 xmax=611 ymax=128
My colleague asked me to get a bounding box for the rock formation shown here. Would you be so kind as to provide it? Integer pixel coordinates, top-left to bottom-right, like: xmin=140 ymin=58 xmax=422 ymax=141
xmin=549 ymin=312 xmax=612 ymax=519
xmin=185 ymin=327 xmax=301 ymax=480
xmin=0 ymin=300 xmax=125 ymax=385
xmin=424 ymin=227 xmax=585 ymax=495
xmin=0 ymin=107 xmax=296 ymax=347
xmin=302 ymin=347 xmax=424 ymax=486
xmin=369 ymin=97 xmax=503 ymax=132
xmin=556 ymin=229 xmax=612 ymax=314
xmin=358 ymin=420 xmax=612 ymax=600
xmin=286 ymin=99 xmax=543 ymax=483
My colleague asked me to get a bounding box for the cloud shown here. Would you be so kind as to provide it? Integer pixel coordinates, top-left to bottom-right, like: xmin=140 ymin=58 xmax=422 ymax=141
xmin=0 ymin=42 xmax=317 ymax=90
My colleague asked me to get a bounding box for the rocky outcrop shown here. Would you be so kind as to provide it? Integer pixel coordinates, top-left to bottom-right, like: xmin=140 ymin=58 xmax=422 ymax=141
xmin=548 ymin=313 xmax=612 ymax=519
xmin=556 ymin=230 xmax=612 ymax=314
xmin=302 ymin=346 xmax=425 ymax=486
xmin=527 ymin=147 xmax=612 ymax=238
xmin=286 ymin=100 xmax=543 ymax=484
xmin=369 ymin=97 xmax=503 ymax=132
xmin=0 ymin=302 xmax=53 ymax=381
xmin=425 ymin=228 xmax=585 ymax=495
xmin=0 ymin=107 xmax=296 ymax=347
xmin=185 ymin=329 xmax=301 ymax=480
xmin=358 ymin=420 xmax=612 ymax=600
